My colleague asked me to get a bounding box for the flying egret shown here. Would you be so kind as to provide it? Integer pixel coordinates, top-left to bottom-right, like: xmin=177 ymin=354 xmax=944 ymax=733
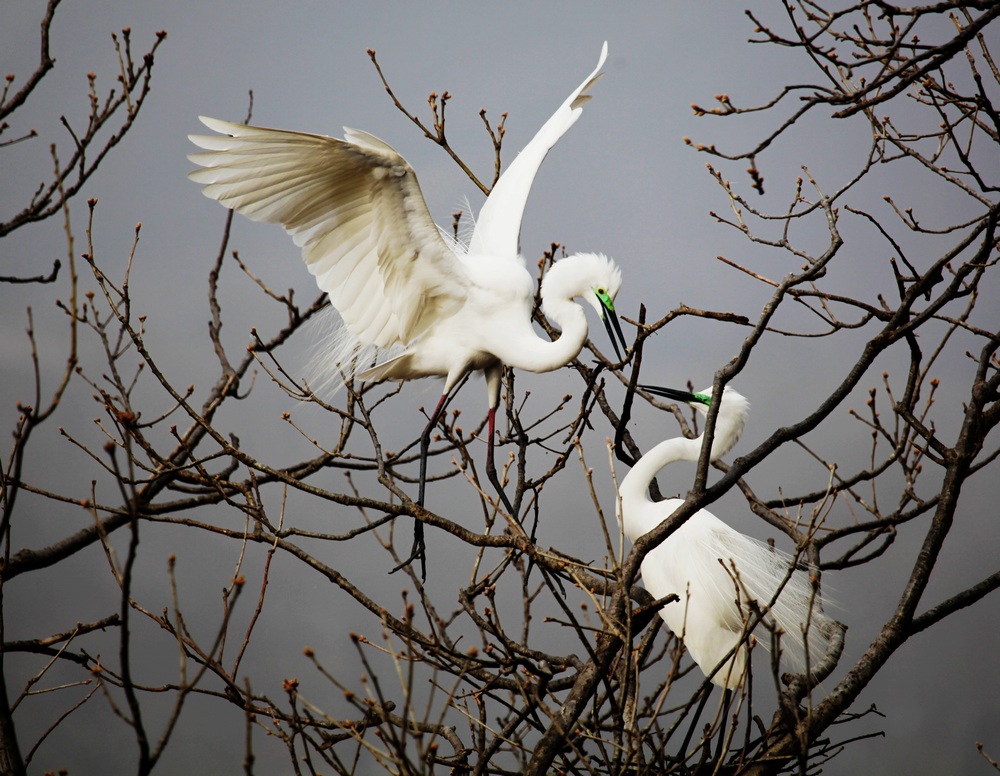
xmin=617 ymin=384 xmax=831 ymax=757
xmin=188 ymin=43 xmax=626 ymax=577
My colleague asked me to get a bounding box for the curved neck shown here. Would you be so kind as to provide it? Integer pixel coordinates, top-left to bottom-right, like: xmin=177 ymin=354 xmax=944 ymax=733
xmin=618 ymin=436 xmax=703 ymax=542
xmin=502 ymin=297 xmax=589 ymax=373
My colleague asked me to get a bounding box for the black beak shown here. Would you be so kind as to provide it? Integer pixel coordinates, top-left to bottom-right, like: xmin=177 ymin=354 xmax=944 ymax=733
xmin=602 ymin=307 xmax=627 ymax=362
xmin=638 ymin=384 xmax=702 ymax=405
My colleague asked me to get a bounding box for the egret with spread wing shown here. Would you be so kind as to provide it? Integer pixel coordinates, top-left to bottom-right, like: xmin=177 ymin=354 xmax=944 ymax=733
xmin=189 ymin=43 xmax=626 ymax=577
xmin=618 ymin=385 xmax=832 ymax=758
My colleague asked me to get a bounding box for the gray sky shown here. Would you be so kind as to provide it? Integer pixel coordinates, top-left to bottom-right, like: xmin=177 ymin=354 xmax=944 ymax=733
xmin=2 ymin=2 xmax=998 ymax=774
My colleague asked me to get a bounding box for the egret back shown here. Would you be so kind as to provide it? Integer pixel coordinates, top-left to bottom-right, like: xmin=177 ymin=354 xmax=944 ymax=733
xmin=637 ymin=504 xmax=830 ymax=685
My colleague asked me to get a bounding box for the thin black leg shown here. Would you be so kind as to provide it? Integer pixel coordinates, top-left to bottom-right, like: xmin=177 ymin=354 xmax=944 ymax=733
xmin=484 ymin=406 xmax=516 ymax=516
xmin=713 ymin=688 xmax=733 ymax=765
xmin=391 ymin=392 xmax=449 ymax=579
xmin=678 ymin=684 xmax=713 ymax=763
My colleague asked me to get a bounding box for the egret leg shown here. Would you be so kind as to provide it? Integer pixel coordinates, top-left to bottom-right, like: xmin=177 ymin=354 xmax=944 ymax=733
xmin=482 ymin=364 xmax=515 ymax=516
xmin=677 ymin=684 xmax=713 ymax=763
xmin=675 ymin=686 xmax=735 ymax=769
xmin=484 ymin=406 xmax=516 ymax=516
xmin=391 ymin=392 xmax=449 ymax=579
xmin=713 ymin=688 xmax=734 ymax=765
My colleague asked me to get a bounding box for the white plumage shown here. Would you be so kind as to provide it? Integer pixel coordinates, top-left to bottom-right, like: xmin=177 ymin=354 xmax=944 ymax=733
xmin=188 ymin=43 xmax=626 ymax=575
xmin=618 ymin=385 xmax=831 ymax=690
xmin=190 ymin=119 xmax=468 ymax=355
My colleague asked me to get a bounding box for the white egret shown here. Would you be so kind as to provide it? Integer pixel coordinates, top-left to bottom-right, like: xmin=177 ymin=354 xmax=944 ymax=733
xmin=188 ymin=43 xmax=626 ymax=577
xmin=618 ymin=384 xmax=831 ymax=756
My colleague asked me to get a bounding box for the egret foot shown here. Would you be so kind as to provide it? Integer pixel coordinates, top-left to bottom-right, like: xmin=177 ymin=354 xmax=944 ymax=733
xmin=390 ymin=520 xmax=426 ymax=579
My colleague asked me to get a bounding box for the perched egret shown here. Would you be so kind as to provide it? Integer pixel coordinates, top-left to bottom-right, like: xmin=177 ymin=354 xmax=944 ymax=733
xmin=618 ymin=384 xmax=831 ymax=755
xmin=188 ymin=43 xmax=626 ymax=577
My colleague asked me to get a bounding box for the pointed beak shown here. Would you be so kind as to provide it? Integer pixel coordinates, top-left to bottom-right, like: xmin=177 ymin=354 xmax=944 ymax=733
xmin=599 ymin=301 xmax=628 ymax=362
xmin=639 ymin=384 xmax=704 ymax=405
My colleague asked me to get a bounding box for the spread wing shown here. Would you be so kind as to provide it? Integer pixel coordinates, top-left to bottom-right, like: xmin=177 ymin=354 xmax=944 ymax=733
xmin=468 ymin=41 xmax=608 ymax=259
xmin=188 ymin=116 xmax=469 ymax=350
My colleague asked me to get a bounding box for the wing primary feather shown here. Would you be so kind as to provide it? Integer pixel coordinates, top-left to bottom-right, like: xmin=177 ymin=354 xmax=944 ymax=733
xmin=189 ymin=115 xmax=473 ymax=390
xmin=468 ymin=42 xmax=608 ymax=258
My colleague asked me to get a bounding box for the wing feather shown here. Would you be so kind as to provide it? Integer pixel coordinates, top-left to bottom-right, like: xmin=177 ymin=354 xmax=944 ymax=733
xmin=468 ymin=42 xmax=608 ymax=258
xmin=188 ymin=116 xmax=468 ymax=351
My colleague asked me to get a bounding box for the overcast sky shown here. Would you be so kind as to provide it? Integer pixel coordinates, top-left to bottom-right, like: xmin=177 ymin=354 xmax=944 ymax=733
xmin=2 ymin=3 xmax=998 ymax=774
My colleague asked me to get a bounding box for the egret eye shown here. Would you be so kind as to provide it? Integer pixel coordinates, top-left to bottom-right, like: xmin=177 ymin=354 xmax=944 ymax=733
xmin=597 ymin=287 xmax=606 ymax=295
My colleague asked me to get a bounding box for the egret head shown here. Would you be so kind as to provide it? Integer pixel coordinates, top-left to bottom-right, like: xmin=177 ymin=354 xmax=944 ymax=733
xmin=541 ymin=252 xmax=626 ymax=359
xmin=640 ymin=383 xmax=749 ymax=461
